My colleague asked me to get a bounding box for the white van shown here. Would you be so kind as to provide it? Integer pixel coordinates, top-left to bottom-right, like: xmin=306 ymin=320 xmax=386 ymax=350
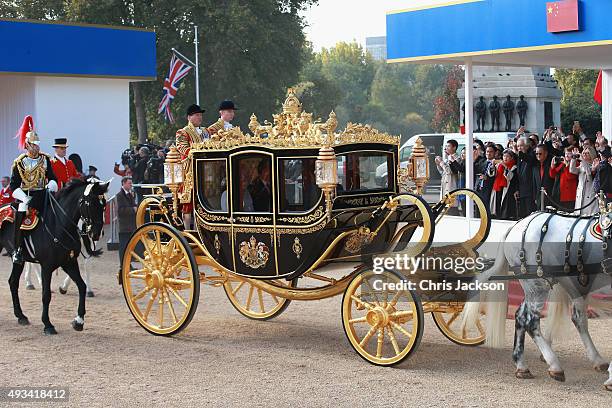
xmin=375 ymin=132 xmax=515 ymax=186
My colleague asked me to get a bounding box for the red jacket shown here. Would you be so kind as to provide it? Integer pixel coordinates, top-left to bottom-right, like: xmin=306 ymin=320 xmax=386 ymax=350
xmin=550 ymin=162 xmax=578 ymax=202
xmin=51 ymin=156 xmax=79 ymax=189
xmin=0 ymin=186 xmax=13 ymax=206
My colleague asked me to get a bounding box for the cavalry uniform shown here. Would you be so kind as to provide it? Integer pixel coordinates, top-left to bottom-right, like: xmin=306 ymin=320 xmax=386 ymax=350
xmin=206 ymin=118 xmax=232 ymax=136
xmin=9 ymin=115 xmax=58 ymax=264
xmin=0 ymin=184 xmax=13 ymax=206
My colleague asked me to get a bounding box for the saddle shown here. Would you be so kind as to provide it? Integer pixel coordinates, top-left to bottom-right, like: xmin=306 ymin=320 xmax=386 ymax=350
xmin=0 ymin=204 xmax=39 ymax=231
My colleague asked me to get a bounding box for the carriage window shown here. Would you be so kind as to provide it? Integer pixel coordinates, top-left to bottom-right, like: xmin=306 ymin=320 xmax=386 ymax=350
xmin=198 ymin=160 xmax=228 ymax=212
xmin=235 ymin=155 xmax=272 ymax=212
xmin=336 ymin=152 xmax=393 ymax=192
xmin=279 ymin=158 xmax=321 ymax=212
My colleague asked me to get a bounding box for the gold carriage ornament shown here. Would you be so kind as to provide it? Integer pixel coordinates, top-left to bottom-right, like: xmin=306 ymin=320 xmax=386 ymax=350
xmin=405 ymin=137 xmax=430 ymax=195
xmin=315 ymin=132 xmax=338 ymax=221
xmin=163 ymin=145 xmax=184 ymax=224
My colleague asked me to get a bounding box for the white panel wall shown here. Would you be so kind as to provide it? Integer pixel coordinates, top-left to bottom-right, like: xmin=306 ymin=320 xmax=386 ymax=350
xmin=34 ymin=76 xmax=131 ymax=194
xmin=0 ymin=75 xmax=36 ymax=180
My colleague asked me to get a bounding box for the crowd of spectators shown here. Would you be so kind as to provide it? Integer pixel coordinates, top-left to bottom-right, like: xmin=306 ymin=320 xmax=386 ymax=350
xmin=437 ymin=122 xmax=612 ymax=220
xmin=114 ymin=141 xmax=171 ymax=201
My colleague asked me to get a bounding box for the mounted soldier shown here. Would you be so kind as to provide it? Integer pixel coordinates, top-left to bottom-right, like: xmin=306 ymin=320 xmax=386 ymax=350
xmin=9 ymin=115 xmax=58 ymax=265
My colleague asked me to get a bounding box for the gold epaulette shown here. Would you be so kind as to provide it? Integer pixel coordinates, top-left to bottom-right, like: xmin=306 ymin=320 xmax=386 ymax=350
xmin=13 ymin=153 xmax=27 ymax=165
xmin=207 ymin=119 xmax=224 ymax=135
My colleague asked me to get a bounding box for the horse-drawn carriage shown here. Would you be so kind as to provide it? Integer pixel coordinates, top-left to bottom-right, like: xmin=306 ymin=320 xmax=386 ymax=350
xmin=119 ymin=89 xmax=491 ymax=366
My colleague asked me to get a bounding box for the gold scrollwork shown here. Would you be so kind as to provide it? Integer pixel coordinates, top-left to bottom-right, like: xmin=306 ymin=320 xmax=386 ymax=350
xmin=235 ymin=215 xmax=272 ymax=224
xmin=343 ymin=226 xmax=374 ymax=254
xmin=196 ymin=208 xmax=227 ymax=222
xmin=278 ymin=206 xmax=324 ymax=224
xmin=214 ymin=234 xmax=221 ymax=255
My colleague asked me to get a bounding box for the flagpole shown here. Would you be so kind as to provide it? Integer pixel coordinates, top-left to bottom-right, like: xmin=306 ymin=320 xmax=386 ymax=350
xmin=194 ymin=25 xmax=200 ymax=106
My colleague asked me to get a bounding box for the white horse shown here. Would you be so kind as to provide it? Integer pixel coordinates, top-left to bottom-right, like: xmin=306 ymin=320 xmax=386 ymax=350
xmin=463 ymin=202 xmax=612 ymax=390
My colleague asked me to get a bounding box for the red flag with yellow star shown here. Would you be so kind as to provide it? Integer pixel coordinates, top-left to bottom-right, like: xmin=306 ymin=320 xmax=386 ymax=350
xmin=546 ymin=0 xmax=579 ymax=33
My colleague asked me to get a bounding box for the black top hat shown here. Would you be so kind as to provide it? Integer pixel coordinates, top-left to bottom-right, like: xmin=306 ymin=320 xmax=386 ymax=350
xmin=186 ymin=104 xmax=205 ymax=116
xmin=218 ymin=100 xmax=237 ymax=111
xmin=88 ymin=165 xmax=98 ymax=172
xmin=52 ymin=138 xmax=68 ymax=148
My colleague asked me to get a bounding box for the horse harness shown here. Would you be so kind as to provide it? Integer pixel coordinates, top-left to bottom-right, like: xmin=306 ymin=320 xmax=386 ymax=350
xmin=510 ymin=211 xmax=611 ymax=287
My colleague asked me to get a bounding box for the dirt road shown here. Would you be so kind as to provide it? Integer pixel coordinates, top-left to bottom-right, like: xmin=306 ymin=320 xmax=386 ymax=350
xmin=0 ymin=250 xmax=610 ymax=407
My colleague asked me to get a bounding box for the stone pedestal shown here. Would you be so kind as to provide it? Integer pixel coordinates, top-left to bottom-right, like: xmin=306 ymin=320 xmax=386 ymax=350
xmin=458 ymin=66 xmax=562 ymax=136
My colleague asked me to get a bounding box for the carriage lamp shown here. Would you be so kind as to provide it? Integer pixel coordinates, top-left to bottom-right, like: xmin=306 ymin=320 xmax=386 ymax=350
xmin=316 ymin=144 xmax=338 ymax=221
xmin=407 ymin=137 xmax=429 ymax=195
xmin=164 ymin=145 xmax=183 ymax=221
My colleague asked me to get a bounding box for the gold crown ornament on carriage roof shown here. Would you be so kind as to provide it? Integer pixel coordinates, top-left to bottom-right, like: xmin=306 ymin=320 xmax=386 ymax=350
xmin=191 ymin=88 xmax=401 ymax=151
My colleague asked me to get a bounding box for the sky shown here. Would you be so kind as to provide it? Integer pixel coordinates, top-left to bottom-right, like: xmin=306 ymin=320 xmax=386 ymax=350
xmin=301 ymin=0 xmax=451 ymax=50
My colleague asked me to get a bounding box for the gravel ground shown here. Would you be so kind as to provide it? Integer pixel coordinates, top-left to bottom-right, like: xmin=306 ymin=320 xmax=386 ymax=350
xmin=0 ymin=247 xmax=610 ymax=408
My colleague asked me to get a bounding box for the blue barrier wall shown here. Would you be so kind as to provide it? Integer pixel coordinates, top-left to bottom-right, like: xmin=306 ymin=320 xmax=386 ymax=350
xmin=0 ymin=19 xmax=156 ymax=79
xmin=387 ymin=0 xmax=612 ymax=62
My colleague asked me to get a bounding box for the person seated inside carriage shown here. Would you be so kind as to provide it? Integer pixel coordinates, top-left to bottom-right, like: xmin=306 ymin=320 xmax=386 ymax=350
xmin=247 ymin=159 xmax=272 ymax=212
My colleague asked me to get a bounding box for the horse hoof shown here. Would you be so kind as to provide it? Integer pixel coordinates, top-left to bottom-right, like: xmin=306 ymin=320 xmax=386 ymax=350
xmin=86 ymin=291 xmax=95 ymax=298
xmin=548 ymin=370 xmax=566 ymax=382
xmin=58 ymin=287 xmax=67 ymax=295
xmin=605 ymin=382 xmax=612 ymax=391
xmin=43 ymin=326 xmax=58 ymax=335
xmin=71 ymin=320 xmax=84 ymax=332
xmin=515 ymin=369 xmax=534 ymax=379
xmin=594 ymin=363 xmax=610 ymax=373
xmin=25 ymin=284 xmax=35 ymax=290
xmin=17 ymin=317 xmax=30 ymax=326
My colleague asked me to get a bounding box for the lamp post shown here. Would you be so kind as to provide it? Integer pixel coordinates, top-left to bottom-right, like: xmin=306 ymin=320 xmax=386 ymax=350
xmin=164 ymin=145 xmax=183 ymax=223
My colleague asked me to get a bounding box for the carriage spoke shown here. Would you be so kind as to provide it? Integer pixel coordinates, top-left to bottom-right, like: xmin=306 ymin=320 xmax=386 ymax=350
xmin=165 ymin=277 xmax=192 ymax=288
xmin=141 ymin=237 xmax=159 ymax=269
xmin=389 ymin=321 xmax=412 ymax=338
xmin=349 ymin=316 xmax=368 ymax=324
xmin=166 ymin=286 xmax=189 ymax=308
xmin=142 ymin=289 xmax=158 ymax=322
xmin=376 ymin=327 xmax=385 ymax=359
xmin=164 ymin=288 xmax=178 ymax=325
xmin=446 ymin=311 xmax=460 ymax=327
xmin=350 ymin=295 xmax=375 ymax=311
xmin=363 ymin=279 xmax=381 ymax=305
xmin=385 ymin=291 xmax=402 ymax=311
xmin=130 ymin=251 xmax=154 ymax=271
xmin=359 ymin=325 xmax=378 ymax=347
xmin=132 ymin=286 xmax=152 ymax=302
xmin=231 ymin=281 xmax=245 ymax=296
xmin=257 ymin=289 xmax=265 ymax=313
xmin=246 ymin=286 xmax=254 ymax=311
xmin=476 ymin=320 xmax=485 ymax=335
xmin=155 ymin=230 xmax=162 ymax=257
xmin=387 ymin=326 xmax=401 ymax=355
xmin=390 ymin=310 xmax=413 ymax=321
xmin=128 ymin=270 xmax=147 ymax=279
xmin=270 ymin=293 xmax=280 ymax=304
xmin=158 ymin=293 xmax=164 ymax=329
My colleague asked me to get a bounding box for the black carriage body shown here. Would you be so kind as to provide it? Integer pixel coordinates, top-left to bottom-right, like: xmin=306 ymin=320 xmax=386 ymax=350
xmin=192 ymin=143 xmax=401 ymax=280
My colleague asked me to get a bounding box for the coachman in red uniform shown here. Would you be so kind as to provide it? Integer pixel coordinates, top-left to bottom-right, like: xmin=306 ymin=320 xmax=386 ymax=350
xmin=50 ymin=138 xmax=79 ymax=189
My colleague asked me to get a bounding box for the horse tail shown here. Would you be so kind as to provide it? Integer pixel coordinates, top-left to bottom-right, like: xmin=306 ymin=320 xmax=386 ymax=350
xmin=460 ymin=239 xmax=509 ymax=348
xmin=483 ymin=240 xmax=509 ymax=348
xmin=544 ymin=283 xmax=571 ymax=344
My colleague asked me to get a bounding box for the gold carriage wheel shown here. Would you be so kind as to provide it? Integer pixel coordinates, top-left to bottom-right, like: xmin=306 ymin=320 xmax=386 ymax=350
xmin=388 ymin=193 xmax=435 ymax=258
xmin=342 ymin=269 xmax=424 ymax=366
xmin=223 ymin=277 xmax=297 ymax=320
xmin=432 ymin=304 xmax=486 ymax=346
xmin=439 ymin=189 xmax=490 ymax=249
xmin=136 ymin=197 xmax=162 ymax=228
xmin=121 ymin=222 xmax=200 ymax=335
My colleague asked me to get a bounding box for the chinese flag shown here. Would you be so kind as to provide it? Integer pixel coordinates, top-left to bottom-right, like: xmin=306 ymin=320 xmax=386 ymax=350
xmin=594 ymin=70 xmax=602 ymax=105
xmin=546 ymin=0 xmax=579 ymax=33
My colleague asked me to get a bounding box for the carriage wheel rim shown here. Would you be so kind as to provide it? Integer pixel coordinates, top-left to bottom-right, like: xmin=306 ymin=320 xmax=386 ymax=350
xmin=342 ymin=270 xmax=421 ymax=365
xmin=432 ymin=307 xmax=486 ymax=346
xmin=223 ymin=277 xmax=293 ymax=319
xmin=122 ymin=224 xmax=197 ymax=335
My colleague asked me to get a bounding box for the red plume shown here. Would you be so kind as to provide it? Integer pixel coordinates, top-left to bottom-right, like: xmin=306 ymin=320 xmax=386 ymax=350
xmin=16 ymin=115 xmax=33 ymax=150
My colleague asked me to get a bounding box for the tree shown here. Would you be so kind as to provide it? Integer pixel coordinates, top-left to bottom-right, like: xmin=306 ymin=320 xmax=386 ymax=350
xmin=431 ymin=65 xmax=463 ymax=133
xmin=554 ymin=68 xmax=601 ymax=137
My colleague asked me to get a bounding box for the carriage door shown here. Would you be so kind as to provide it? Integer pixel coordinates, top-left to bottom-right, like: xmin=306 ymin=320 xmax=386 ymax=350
xmin=229 ymin=152 xmax=278 ymax=278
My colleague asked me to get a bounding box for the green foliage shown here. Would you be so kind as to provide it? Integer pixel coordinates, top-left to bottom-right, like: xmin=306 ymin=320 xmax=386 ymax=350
xmin=554 ymin=68 xmax=601 ymax=137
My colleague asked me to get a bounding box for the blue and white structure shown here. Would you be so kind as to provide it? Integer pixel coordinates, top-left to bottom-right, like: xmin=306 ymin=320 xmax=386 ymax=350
xmin=0 ymin=19 xmax=156 ymax=189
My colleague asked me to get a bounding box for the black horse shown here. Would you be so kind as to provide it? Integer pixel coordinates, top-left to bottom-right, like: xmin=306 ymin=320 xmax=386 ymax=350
xmin=0 ymin=179 xmax=108 ymax=334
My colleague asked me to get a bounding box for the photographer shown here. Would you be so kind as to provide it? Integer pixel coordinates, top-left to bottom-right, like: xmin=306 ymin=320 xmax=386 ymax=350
xmin=549 ymin=147 xmax=578 ymax=210
xmin=145 ymin=149 xmax=165 ymax=184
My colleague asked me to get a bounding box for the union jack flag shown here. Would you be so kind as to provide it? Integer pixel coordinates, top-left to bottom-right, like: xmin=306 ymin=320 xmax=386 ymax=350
xmin=158 ymin=52 xmax=193 ymax=123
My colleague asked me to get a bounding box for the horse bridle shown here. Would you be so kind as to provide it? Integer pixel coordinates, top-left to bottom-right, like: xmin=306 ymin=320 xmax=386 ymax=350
xmin=78 ymin=184 xmax=106 ymax=237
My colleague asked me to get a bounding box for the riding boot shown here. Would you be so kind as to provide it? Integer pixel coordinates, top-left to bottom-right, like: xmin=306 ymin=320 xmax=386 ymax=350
xmin=12 ymin=211 xmax=26 ymax=265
